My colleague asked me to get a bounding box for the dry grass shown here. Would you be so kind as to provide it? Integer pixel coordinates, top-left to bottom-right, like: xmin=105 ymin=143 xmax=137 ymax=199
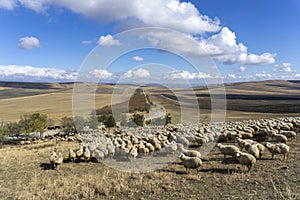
xmin=1 ymin=132 xmax=300 ymax=200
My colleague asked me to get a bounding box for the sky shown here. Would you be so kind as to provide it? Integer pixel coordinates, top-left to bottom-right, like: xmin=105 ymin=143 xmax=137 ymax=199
xmin=0 ymin=0 xmax=299 ymax=84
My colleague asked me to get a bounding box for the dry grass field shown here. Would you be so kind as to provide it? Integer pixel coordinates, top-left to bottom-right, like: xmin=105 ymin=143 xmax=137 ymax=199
xmin=0 ymin=80 xmax=299 ymax=123
xmin=0 ymin=132 xmax=299 ymax=199
xmin=0 ymin=80 xmax=299 ymax=199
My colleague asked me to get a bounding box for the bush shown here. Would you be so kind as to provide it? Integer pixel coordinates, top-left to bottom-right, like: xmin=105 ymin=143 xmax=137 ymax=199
xmin=4 ymin=122 xmax=21 ymax=136
xmin=60 ymin=116 xmax=76 ymax=134
xmin=98 ymin=115 xmax=116 ymax=128
xmin=132 ymin=113 xmax=145 ymax=127
xmin=0 ymin=122 xmax=9 ymax=141
xmin=18 ymin=113 xmax=48 ymax=134
xmin=165 ymin=113 xmax=172 ymax=125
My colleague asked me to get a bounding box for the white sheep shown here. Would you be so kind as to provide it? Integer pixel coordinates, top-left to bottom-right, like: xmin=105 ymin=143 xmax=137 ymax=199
xmin=280 ymin=130 xmax=297 ymax=141
xmin=75 ymin=143 xmax=84 ymax=161
xmin=177 ymin=143 xmax=201 ymax=158
xmin=265 ymin=142 xmax=290 ymax=160
xmin=83 ymin=146 xmax=91 ymax=162
xmin=236 ymin=138 xmax=255 ymax=151
xmin=245 ymin=143 xmax=259 ymax=158
xmin=93 ymin=149 xmax=104 ymax=162
xmin=129 ymin=147 xmax=138 ymax=161
xmin=106 ymin=144 xmax=115 ymax=159
xmin=49 ymin=151 xmax=57 ymax=168
xmin=216 ymin=143 xmax=240 ymax=159
xmin=273 ymin=134 xmax=288 ymax=143
xmin=256 ymin=143 xmax=265 ymax=158
xmin=68 ymin=148 xmax=76 ymax=162
xmin=235 ymin=151 xmax=256 ymax=172
xmin=178 ymin=154 xmax=202 ymax=174
xmin=53 ymin=152 xmax=64 ymax=170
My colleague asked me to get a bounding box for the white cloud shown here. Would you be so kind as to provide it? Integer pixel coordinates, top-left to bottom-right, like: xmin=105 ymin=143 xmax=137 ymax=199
xmin=18 ymin=36 xmax=40 ymax=49
xmin=132 ymin=56 xmax=144 ymax=62
xmin=199 ymin=27 xmax=276 ymax=65
xmin=19 ymin=0 xmax=47 ymax=13
xmin=89 ymin=69 xmax=113 ymax=79
xmin=255 ymin=72 xmax=272 ymax=78
xmin=226 ymin=74 xmax=236 ymax=79
xmin=0 ymin=65 xmax=78 ymax=81
xmin=98 ymin=34 xmax=121 ymax=46
xmin=164 ymin=70 xmax=212 ymax=80
xmin=2 ymin=1 xmax=275 ymax=66
xmin=274 ymin=62 xmax=293 ymax=73
xmin=239 ymin=66 xmax=247 ymax=72
xmin=4 ymin=0 xmax=220 ymax=34
xmin=81 ymin=40 xmax=94 ymax=45
xmin=123 ymin=68 xmax=150 ymax=79
xmin=0 ymin=0 xmax=17 ymax=10
xmin=280 ymin=62 xmax=292 ymax=72
xmin=142 ymin=27 xmax=275 ymax=65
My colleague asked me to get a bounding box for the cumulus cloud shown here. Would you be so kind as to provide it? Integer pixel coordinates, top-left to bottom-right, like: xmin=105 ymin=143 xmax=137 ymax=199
xmin=199 ymin=27 xmax=276 ymax=65
xmin=3 ymin=0 xmax=220 ymax=34
xmin=2 ymin=1 xmax=275 ymax=66
xmin=0 ymin=0 xmax=17 ymax=10
xmin=89 ymin=69 xmax=113 ymax=79
xmin=18 ymin=36 xmax=40 ymax=49
xmin=0 ymin=65 xmax=78 ymax=81
xmin=132 ymin=56 xmax=144 ymax=62
xmin=280 ymin=62 xmax=292 ymax=72
xmin=143 ymin=27 xmax=275 ymax=65
xmin=239 ymin=66 xmax=247 ymax=72
xmin=226 ymin=74 xmax=236 ymax=79
xmin=123 ymin=68 xmax=150 ymax=79
xmin=274 ymin=62 xmax=294 ymax=73
xmin=98 ymin=34 xmax=121 ymax=46
xmin=164 ymin=70 xmax=213 ymax=80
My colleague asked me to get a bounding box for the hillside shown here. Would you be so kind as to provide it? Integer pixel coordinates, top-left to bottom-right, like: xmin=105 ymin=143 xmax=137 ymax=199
xmin=0 ymin=80 xmax=299 ymax=122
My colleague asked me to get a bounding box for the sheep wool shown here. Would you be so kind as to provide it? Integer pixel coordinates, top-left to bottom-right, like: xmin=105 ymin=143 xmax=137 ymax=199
xmin=235 ymin=151 xmax=256 ymax=172
xmin=179 ymin=154 xmax=202 ymax=174
xmin=265 ymin=142 xmax=290 ymax=160
xmin=216 ymin=143 xmax=240 ymax=159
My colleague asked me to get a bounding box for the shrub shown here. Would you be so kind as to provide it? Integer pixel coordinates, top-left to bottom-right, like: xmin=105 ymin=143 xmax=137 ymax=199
xmin=98 ymin=115 xmax=116 ymax=128
xmin=19 ymin=113 xmax=48 ymax=134
xmin=60 ymin=116 xmax=76 ymax=134
xmin=165 ymin=113 xmax=172 ymax=125
xmin=132 ymin=113 xmax=145 ymax=127
xmin=5 ymin=122 xmax=21 ymax=135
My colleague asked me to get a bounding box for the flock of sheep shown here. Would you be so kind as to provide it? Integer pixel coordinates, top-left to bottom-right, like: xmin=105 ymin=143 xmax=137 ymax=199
xmin=49 ymin=116 xmax=299 ymax=173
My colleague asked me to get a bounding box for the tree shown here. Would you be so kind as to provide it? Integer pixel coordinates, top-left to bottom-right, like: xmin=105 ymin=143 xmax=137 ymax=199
xmin=132 ymin=113 xmax=145 ymax=127
xmin=5 ymin=122 xmax=21 ymax=136
xmin=19 ymin=113 xmax=48 ymax=134
xmin=165 ymin=113 xmax=172 ymax=125
xmin=60 ymin=116 xmax=76 ymax=134
xmin=98 ymin=115 xmax=116 ymax=128
xmin=104 ymin=115 xmax=116 ymax=128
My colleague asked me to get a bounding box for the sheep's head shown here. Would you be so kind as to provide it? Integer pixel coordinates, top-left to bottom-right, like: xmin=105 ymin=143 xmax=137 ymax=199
xmin=235 ymin=152 xmax=241 ymax=158
xmin=265 ymin=142 xmax=271 ymax=148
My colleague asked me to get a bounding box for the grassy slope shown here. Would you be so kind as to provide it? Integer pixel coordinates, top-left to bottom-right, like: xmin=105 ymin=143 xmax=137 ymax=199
xmin=0 ymin=80 xmax=299 ymax=123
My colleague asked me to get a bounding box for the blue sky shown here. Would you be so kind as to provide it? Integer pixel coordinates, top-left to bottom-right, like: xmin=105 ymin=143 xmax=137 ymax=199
xmin=0 ymin=0 xmax=299 ymax=83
